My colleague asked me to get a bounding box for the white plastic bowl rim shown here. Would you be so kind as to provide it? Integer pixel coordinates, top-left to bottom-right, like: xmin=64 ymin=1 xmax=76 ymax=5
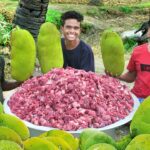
xmin=3 ymin=91 xmax=140 ymax=134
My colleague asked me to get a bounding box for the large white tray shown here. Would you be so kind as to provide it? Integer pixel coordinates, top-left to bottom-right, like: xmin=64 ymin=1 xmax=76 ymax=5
xmin=3 ymin=90 xmax=140 ymax=137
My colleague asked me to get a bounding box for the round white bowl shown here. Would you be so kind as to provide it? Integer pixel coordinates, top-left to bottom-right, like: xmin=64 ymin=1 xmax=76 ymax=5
xmin=3 ymin=90 xmax=140 ymax=137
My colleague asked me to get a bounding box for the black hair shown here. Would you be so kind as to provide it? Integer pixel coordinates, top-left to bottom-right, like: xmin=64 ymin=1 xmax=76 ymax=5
xmin=135 ymin=20 xmax=150 ymax=36
xmin=61 ymin=11 xmax=84 ymax=26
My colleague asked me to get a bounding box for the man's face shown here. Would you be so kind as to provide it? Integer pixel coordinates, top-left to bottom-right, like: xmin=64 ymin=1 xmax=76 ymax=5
xmin=147 ymin=27 xmax=150 ymax=38
xmin=61 ymin=19 xmax=81 ymax=42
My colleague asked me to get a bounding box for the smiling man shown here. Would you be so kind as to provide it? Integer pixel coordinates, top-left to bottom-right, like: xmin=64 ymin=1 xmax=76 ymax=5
xmin=61 ymin=10 xmax=95 ymax=72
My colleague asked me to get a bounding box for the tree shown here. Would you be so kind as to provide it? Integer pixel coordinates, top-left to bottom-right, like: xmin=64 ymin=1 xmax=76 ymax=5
xmin=13 ymin=0 xmax=49 ymax=41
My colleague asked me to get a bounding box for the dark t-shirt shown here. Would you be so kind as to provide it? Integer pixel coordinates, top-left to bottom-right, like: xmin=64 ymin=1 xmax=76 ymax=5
xmin=0 ymin=56 xmax=5 ymax=103
xmin=61 ymin=38 xmax=95 ymax=72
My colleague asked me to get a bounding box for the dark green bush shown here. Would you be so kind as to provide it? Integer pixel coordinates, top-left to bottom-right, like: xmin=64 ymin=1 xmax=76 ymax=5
xmin=0 ymin=13 xmax=13 ymax=46
xmin=118 ymin=6 xmax=133 ymax=14
xmin=124 ymin=37 xmax=137 ymax=52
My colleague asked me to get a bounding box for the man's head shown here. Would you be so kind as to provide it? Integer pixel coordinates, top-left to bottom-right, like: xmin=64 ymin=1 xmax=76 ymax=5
xmin=135 ymin=20 xmax=150 ymax=37
xmin=147 ymin=20 xmax=150 ymax=38
xmin=61 ymin=11 xmax=83 ymax=42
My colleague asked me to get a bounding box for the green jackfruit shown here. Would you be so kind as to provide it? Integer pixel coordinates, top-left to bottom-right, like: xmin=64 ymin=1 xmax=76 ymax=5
xmin=130 ymin=96 xmax=150 ymax=137
xmin=116 ymin=134 xmax=132 ymax=150
xmin=10 ymin=28 xmax=36 ymax=81
xmin=47 ymin=130 xmax=79 ymax=150
xmin=0 ymin=140 xmax=23 ymax=150
xmin=38 ymin=131 xmax=48 ymax=137
xmin=24 ymin=137 xmax=58 ymax=150
xmin=44 ymin=136 xmax=72 ymax=150
xmin=87 ymin=143 xmax=117 ymax=150
xmin=0 ymin=114 xmax=30 ymax=140
xmin=79 ymin=128 xmax=99 ymax=150
xmin=80 ymin=130 xmax=117 ymax=150
xmin=125 ymin=134 xmax=150 ymax=150
xmin=0 ymin=102 xmax=3 ymax=113
xmin=0 ymin=126 xmax=22 ymax=147
xmin=100 ymin=30 xmax=125 ymax=76
xmin=37 ymin=22 xmax=63 ymax=73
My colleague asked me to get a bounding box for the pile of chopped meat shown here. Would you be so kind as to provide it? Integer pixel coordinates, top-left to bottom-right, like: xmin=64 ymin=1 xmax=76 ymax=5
xmin=9 ymin=67 xmax=134 ymax=131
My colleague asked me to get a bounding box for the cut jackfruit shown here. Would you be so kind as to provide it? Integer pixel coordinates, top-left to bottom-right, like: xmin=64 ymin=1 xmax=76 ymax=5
xmin=24 ymin=137 xmax=58 ymax=150
xmin=44 ymin=136 xmax=72 ymax=150
xmin=0 ymin=126 xmax=22 ymax=147
xmin=47 ymin=130 xmax=79 ymax=150
xmin=0 ymin=140 xmax=23 ymax=150
xmin=0 ymin=114 xmax=30 ymax=140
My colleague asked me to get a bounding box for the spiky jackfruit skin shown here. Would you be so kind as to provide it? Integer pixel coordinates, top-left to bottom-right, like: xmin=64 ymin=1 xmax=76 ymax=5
xmin=130 ymin=96 xmax=150 ymax=137
xmin=116 ymin=134 xmax=132 ymax=150
xmin=79 ymin=128 xmax=99 ymax=150
xmin=87 ymin=143 xmax=117 ymax=150
xmin=125 ymin=134 xmax=150 ymax=150
xmin=0 ymin=114 xmax=30 ymax=140
xmin=24 ymin=137 xmax=58 ymax=150
xmin=80 ymin=129 xmax=117 ymax=150
xmin=44 ymin=136 xmax=72 ymax=150
xmin=0 ymin=140 xmax=23 ymax=150
xmin=47 ymin=130 xmax=79 ymax=150
xmin=0 ymin=102 xmax=3 ymax=113
xmin=37 ymin=22 xmax=63 ymax=73
xmin=100 ymin=30 xmax=125 ymax=76
xmin=0 ymin=126 xmax=22 ymax=147
xmin=10 ymin=28 xmax=36 ymax=81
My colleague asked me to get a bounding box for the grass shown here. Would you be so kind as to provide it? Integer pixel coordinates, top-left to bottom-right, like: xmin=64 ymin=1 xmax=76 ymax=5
xmin=0 ymin=0 xmax=18 ymax=11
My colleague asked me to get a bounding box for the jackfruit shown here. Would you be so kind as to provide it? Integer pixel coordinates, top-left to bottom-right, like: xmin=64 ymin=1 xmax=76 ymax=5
xmin=79 ymin=128 xmax=99 ymax=150
xmin=0 ymin=126 xmax=22 ymax=147
xmin=80 ymin=130 xmax=117 ymax=150
xmin=37 ymin=22 xmax=63 ymax=73
xmin=0 ymin=102 xmax=3 ymax=113
xmin=0 ymin=140 xmax=23 ymax=150
xmin=24 ymin=137 xmax=58 ymax=150
xmin=87 ymin=143 xmax=117 ymax=150
xmin=100 ymin=30 xmax=125 ymax=76
xmin=116 ymin=134 xmax=132 ymax=150
xmin=44 ymin=136 xmax=72 ymax=150
xmin=47 ymin=130 xmax=79 ymax=150
xmin=10 ymin=28 xmax=36 ymax=81
xmin=130 ymin=96 xmax=150 ymax=137
xmin=125 ymin=134 xmax=150 ymax=150
xmin=0 ymin=114 xmax=30 ymax=140
xmin=38 ymin=131 xmax=48 ymax=137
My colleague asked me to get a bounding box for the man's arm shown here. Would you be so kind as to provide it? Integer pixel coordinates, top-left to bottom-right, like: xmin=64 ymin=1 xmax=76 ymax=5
xmin=1 ymin=80 xmax=22 ymax=91
xmin=118 ymin=71 xmax=137 ymax=83
xmin=80 ymin=45 xmax=95 ymax=72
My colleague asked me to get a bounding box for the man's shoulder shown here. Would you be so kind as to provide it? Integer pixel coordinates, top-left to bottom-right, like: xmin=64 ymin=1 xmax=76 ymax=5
xmin=80 ymin=40 xmax=92 ymax=52
xmin=133 ymin=43 xmax=147 ymax=55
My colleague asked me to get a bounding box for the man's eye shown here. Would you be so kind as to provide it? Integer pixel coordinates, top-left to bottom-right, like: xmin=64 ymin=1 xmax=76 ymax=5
xmin=66 ymin=26 xmax=80 ymax=30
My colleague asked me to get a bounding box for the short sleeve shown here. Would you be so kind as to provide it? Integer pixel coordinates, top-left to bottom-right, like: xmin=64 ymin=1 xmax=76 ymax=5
xmin=127 ymin=51 xmax=136 ymax=72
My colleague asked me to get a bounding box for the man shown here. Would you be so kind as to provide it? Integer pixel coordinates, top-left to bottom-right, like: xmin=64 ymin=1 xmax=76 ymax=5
xmin=0 ymin=56 xmax=22 ymax=103
xmin=118 ymin=20 xmax=150 ymax=102
xmin=61 ymin=10 xmax=95 ymax=72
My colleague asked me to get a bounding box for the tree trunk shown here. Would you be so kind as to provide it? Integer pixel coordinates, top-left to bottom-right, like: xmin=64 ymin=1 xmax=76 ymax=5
xmin=13 ymin=0 xmax=49 ymax=41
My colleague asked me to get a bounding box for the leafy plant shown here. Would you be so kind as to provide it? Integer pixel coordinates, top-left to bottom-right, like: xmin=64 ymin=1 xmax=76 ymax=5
xmin=0 ymin=13 xmax=12 ymax=46
xmin=46 ymin=9 xmax=62 ymax=29
xmin=124 ymin=37 xmax=137 ymax=52
xmin=81 ymin=22 xmax=95 ymax=34
xmin=118 ymin=6 xmax=133 ymax=14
